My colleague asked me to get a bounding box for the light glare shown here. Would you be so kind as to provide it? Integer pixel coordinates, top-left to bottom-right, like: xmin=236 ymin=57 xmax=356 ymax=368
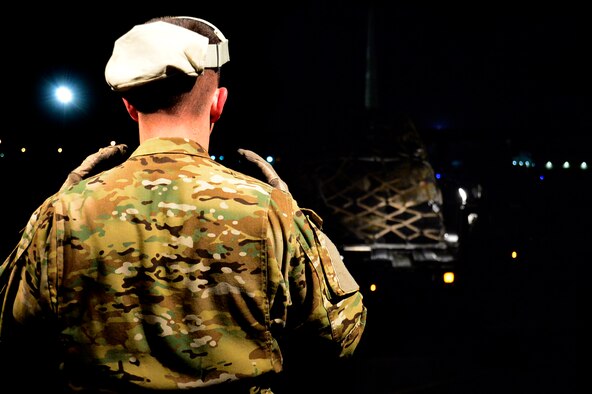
xmin=55 ymin=86 xmax=73 ymax=104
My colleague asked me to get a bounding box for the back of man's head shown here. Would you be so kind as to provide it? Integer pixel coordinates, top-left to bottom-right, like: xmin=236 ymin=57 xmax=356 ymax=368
xmin=105 ymin=16 xmax=229 ymax=113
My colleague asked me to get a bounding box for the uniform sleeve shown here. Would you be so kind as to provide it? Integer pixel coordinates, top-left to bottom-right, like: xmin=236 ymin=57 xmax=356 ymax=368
xmin=266 ymin=188 xmax=367 ymax=359
xmin=0 ymin=197 xmax=65 ymax=389
xmin=0 ymin=196 xmax=59 ymax=337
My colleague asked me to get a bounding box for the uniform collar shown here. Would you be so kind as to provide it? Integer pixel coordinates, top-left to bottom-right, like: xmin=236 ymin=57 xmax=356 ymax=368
xmin=130 ymin=137 xmax=209 ymax=158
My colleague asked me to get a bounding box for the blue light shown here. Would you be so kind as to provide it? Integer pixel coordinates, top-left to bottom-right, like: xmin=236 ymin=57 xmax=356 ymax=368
xmin=55 ymin=86 xmax=73 ymax=104
xmin=43 ymin=74 xmax=89 ymax=119
xmin=432 ymin=121 xmax=448 ymax=130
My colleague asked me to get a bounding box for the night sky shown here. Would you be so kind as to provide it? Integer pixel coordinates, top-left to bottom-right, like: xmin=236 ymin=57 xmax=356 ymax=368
xmin=1 ymin=2 xmax=586 ymax=267
xmin=0 ymin=4 xmax=582 ymax=392
xmin=4 ymin=4 xmax=585 ymax=149
xmin=1 ymin=5 xmax=585 ymax=244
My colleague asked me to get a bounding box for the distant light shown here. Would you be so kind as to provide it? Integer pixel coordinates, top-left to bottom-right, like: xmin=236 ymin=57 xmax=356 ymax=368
xmin=458 ymin=187 xmax=467 ymax=206
xmin=210 ymin=154 xmax=225 ymax=161
xmin=57 ymin=147 xmax=63 ymax=153
xmin=444 ymin=232 xmax=459 ymax=243
xmin=443 ymin=271 xmax=455 ymax=284
xmin=539 ymin=175 xmax=544 ymax=180
xmin=432 ymin=121 xmax=448 ymax=130
xmin=562 ymin=161 xmax=570 ymax=169
xmin=512 ymin=153 xmax=534 ymax=168
xmin=55 ymin=86 xmax=74 ymax=104
xmin=435 ymin=172 xmax=441 ymax=179
xmin=511 ymin=250 xmax=518 ymax=259
xmin=451 ymin=159 xmax=462 ymax=168
xmin=545 ymin=161 xmax=553 ymax=170
xmin=369 ymin=283 xmax=377 ymax=292
xmin=266 ymin=155 xmax=274 ymax=163
xmin=581 ymin=162 xmax=588 ymax=170
xmin=20 ymin=147 xmax=26 ymax=153
xmin=44 ymin=75 xmax=88 ymax=117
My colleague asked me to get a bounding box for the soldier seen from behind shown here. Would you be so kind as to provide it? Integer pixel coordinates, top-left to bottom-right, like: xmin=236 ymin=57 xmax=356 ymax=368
xmin=0 ymin=15 xmax=367 ymax=393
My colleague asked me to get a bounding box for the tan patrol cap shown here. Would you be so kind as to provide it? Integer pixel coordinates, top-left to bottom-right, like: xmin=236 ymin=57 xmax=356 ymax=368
xmin=105 ymin=19 xmax=229 ymax=92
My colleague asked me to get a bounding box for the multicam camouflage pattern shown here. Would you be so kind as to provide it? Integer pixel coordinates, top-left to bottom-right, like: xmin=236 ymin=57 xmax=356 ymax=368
xmin=0 ymin=137 xmax=366 ymax=392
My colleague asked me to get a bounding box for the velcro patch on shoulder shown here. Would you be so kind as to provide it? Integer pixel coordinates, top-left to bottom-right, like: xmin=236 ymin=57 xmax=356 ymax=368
xmin=316 ymin=228 xmax=360 ymax=296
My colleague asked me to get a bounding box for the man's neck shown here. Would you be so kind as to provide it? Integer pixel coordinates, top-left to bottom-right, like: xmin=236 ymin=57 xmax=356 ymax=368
xmin=137 ymin=113 xmax=211 ymax=151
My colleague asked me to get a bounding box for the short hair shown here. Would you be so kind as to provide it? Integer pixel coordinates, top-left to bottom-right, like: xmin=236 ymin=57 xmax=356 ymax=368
xmin=149 ymin=16 xmax=223 ymax=46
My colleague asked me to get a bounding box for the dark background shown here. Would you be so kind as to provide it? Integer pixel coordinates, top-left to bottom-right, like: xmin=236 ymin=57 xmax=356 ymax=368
xmin=3 ymin=3 xmax=585 ymax=149
xmin=0 ymin=3 xmax=582 ymax=392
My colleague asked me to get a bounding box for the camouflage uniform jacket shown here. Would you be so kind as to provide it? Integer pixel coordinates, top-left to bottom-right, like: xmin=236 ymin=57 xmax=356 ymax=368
xmin=0 ymin=137 xmax=367 ymax=393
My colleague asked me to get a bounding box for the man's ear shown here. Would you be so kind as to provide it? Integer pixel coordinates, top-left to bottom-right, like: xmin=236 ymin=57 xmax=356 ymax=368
xmin=210 ymin=87 xmax=228 ymax=124
xmin=122 ymin=97 xmax=139 ymax=122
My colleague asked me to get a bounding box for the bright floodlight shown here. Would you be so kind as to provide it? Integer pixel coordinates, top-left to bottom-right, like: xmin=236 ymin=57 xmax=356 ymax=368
xmin=55 ymin=86 xmax=74 ymax=104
